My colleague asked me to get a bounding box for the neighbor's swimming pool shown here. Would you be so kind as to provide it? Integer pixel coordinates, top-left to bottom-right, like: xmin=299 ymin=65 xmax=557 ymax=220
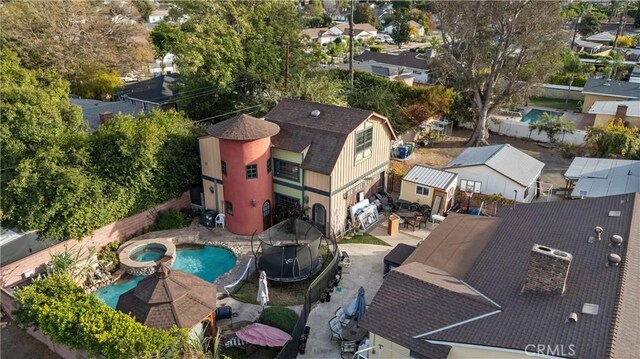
xmin=521 ymin=109 xmax=563 ymax=124
xmin=95 ymin=245 xmax=236 ymax=308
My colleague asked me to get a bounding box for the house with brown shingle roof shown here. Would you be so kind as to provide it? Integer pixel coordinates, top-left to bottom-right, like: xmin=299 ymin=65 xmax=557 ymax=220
xmin=300 ymin=23 xmax=378 ymax=45
xmin=361 ymin=193 xmax=640 ymax=358
xmin=198 ymin=99 xmax=396 ymax=237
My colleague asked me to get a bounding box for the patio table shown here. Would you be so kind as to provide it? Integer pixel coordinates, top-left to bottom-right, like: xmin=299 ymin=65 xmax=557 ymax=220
xmin=394 ymin=210 xmax=421 ymax=220
xmin=341 ymin=320 xmax=368 ymax=343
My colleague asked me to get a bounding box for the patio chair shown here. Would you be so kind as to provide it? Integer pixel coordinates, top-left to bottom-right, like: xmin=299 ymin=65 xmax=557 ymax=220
xmin=329 ymin=316 xmax=344 ymax=341
xmin=335 ymin=307 xmax=349 ymax=327
xmin=215 ymin=213 xmax=225 ymax=228
xmin=341 ymin=340 xmax=357 ymax=358
xmin=414 ymin=215 xmax=428 ymax=229
xmin=340 ymin=251 xmax=351 ymax=268
xmin=404 ymin=218 xmax=418 ymax=231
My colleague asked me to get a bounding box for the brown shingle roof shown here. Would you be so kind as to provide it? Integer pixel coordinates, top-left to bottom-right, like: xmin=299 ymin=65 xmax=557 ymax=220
xmin=265 ymin=99 xmax=396 ymax=175
xmin=207 ymin=114 xmax=280 ymax=140
xmin=116 ymin=265 xmax=216 ymax=330
xmin=355 ymin=51 xmax=429 ymax=70
xmin=360 ymin=262 xmax=501 ymax=359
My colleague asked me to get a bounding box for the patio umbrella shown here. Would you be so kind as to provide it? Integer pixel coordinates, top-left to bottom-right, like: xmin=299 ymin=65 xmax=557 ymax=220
xmin=354 ymin=286 xmax=366 ymax=323
xmin=235 ymin=323 xmax=292 ymax=347
xmin=257 ymin=271 xmax=269 ymax=308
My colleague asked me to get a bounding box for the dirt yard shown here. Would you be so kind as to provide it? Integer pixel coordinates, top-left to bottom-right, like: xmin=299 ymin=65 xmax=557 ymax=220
xmin=1 ymin=314 xmax=61 ymax=359
xmin=391 ymin=129 xmax=575 ymax=194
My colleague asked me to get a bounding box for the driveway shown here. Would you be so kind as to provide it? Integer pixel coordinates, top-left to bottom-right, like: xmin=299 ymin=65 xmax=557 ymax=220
xmin=302 ymin=220 xmax=430 ymax=358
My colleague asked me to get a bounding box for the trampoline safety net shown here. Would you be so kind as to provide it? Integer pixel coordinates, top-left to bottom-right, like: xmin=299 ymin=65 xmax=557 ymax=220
xmin=254 ymin=219 xmax=323 ymax=282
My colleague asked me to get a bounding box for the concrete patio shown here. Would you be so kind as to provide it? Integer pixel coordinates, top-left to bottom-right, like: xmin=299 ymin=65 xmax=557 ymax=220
xmin=302 ymin=218 xmax=433 ymax=358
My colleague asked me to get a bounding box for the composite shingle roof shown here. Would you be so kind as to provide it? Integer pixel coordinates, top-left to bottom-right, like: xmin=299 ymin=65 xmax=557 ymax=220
xmin=444 ymin=144 xmax=545 ymax=187
xmin=355 ymin=50 xmax=429 ymax=70
xmin=119 ymin=73 xmax=180 ymax=104
xmin=207 ymin=114 xmax=280 ymax=140
xmin=582 ymin=78 xmax=640 ymax=99
xmin=402 ymin=165 xmax=458 ymax=190
xmin=265 ymin=99 xmax=395 ymax=175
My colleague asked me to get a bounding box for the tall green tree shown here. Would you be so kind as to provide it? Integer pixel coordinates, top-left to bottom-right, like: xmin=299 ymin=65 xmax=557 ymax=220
xmin=132 ymin=0 xmax=154 ymax=21
xmin=560 ymin=50 xmax=589 ymax=110
xmin=586 ymin=121 xmax=640 ymax=159
xmin=353 ymin=3 xmax=379 ymax=27
xmin=150 ymin=21 xmax=183 ymax=72
xmin=391 ymin=10 xmax=411 ymax=48
xmin=433 ymin=1 xmax=564 ymax=145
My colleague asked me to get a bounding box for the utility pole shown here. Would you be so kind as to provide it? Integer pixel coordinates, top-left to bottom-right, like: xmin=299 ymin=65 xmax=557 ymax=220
xmin=349 ymin=0 xmax=354 ymax=87
xmin=284 ymin=42 xmax=290 ymax=91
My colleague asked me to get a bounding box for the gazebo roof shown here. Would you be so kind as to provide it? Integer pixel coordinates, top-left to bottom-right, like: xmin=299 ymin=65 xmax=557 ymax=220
xmin=206 ymin=114 xmax=280 ymax=140
xmin=116 ymin=264 xmax=217 ymax=330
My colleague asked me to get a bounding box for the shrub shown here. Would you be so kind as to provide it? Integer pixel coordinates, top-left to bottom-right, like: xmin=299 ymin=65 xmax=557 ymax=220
xmin=528 ymin=113 xmax=575 ymax=143
xmin=258 ymin=306 xmax=299 ymax=334
xmin=614 ymin=35 xmax=636 ymax=48
xmin=586 ymin=121 xmax=640 ymax=159
xmin=154 ymin=209 xmax=188 ymax=230
xmin=13 ymin=274 xmax=187 ymax=359
xmin=369 ymin=45 xmax=383 ymax=53
xmin=548 ymin=74 xmax=587 ymax=87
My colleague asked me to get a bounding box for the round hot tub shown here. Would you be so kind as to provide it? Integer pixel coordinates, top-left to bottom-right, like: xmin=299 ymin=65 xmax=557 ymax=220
xmin=119 ymin=238 xmax=176 ymax=276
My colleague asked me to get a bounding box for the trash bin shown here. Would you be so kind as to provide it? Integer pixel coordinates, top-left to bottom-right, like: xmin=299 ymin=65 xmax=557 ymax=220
xmin=200 ymin=209 xmax=217 ymax=228
xmin=388 ymin=214 xmax=400 ymax=236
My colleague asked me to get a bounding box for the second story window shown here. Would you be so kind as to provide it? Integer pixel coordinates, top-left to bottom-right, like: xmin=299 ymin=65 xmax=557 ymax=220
xmin=274 ymin=159 xmax=300 ymax=181
xmin=246 ymin=164 xmax=258 ymax=179
xmin=221 ymin=161 xmax=227 ymax=176
xmin=355 ymin=127 xmax=373 ymax=162
xmin=267 ymin=158 xmax=272 ymax=173
xmin=225 ymin=201 xmax=233 ymax=215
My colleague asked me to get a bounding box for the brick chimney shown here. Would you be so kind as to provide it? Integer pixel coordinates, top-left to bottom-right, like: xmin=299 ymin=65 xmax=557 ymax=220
xmin=614 ymin=104 xmax=628 ymax=123
xmin=99 ymin=111 xmax=113 ymax=124
xmin=522 ymin=244 xmax=573 ymax=295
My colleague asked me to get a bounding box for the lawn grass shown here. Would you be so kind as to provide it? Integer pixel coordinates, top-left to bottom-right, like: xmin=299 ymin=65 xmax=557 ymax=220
xmin=339 ymin=233 xmax=391 ymax=246
xmin=528 ymin=97 xmax=581 ymax=112
xmin=232 ymin=246 xmax=334 ymax=306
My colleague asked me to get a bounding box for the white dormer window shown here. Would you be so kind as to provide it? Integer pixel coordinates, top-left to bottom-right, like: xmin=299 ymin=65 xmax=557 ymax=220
xmin=355 ymin=126 xmax=373 ymax=162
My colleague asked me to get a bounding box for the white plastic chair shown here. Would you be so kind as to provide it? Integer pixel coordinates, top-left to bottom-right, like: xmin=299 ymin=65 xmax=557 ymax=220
xmin=215 ymin=213 xmax=225 ymax=229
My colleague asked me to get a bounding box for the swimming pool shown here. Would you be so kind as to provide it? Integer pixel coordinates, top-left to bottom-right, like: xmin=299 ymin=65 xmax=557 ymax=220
xmin=95 ymin=245 xmax=236 ymax=308
xmin=521 ymin=109 xmax=563 ymax=124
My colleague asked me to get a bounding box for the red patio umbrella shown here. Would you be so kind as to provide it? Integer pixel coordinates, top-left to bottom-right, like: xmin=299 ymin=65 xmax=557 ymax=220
xmin=235 ymin=323 xmax=292 ymax=347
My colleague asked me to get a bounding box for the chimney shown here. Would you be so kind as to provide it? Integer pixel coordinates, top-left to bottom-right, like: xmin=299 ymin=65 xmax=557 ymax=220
xmin=99 ymin=111 xmax=113 ymax=124
xmin=523 ymin=244 xmax=573 ymax=295
xmin=614 ymin=104 xmax=628 ymax=123
xmin=161 ymin=75 xmax=176 ymax=97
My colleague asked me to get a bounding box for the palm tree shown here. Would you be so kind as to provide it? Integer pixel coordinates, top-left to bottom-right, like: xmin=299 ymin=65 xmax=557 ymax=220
xmin=560 ymin=50 xmax=587 ymax=111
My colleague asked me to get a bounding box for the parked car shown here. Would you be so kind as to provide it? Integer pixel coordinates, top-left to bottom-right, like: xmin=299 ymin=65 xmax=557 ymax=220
xmin=376 ymin=34 xmax=394 ymax=44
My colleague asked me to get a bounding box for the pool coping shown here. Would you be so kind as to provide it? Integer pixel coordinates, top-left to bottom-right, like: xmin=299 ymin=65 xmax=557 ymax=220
xmin=118 ymin=238 xmax=176 ymax=276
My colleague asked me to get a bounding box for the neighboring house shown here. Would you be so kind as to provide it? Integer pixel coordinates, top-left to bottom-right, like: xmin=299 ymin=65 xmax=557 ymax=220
xmin=352 ymin=50 xmax=430 ymax=84
xmin=630 ymin=65 xmax=640 ymax=84
xmin=198 ymin=99 xmax=397 ymax=236
xmin=584 ymin=31 xmax=616 ymax=44
xmin=301 ymin=23 xmax=378 ymax=45
xmin=443 ymin=144 xmax=545 ymax=203
xmin=580 ymin=78 xmax=640 ymax=113
xmin=70 ymin=98 xmax=141 ymax=131
xmin=117 ymin=74 xmax=179 ymax=112
xmin=148 ymin=9 xmax=169 ymax=24
xmin=564 ymin=157 xmax=640 ymax=198
xmin=622 ymin=47 xmax=640 ymax=62
xmin=588 ymin=101 xmax=640 ymax=127
xmin=399 ymin=165 xmax=458 ymax=214
xmin=149 ymin=53 xmax=178 ymax=76
xmin=0 ymin=229 xmax=58 ymax=267
xmin=362 ymin=193 xmax=640 ymax=358
xmin=571 ymin=38 xmax=610 ymax=55
xmin=384 ymin=20 xmax=425 ymax=37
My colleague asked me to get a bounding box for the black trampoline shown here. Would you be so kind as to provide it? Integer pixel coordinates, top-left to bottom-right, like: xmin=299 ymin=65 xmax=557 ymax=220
xmin=252 ymin=219 xmax=324 ymax=282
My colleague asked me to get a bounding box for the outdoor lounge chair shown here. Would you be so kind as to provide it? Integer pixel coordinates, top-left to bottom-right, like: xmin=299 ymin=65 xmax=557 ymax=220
xmin=329 ymin=316 xmax=344 ymax=341
xmin=335 ymin=307 xmax=349 ymax=327
xmin=341 ymin=340 xmax=357 ymax=358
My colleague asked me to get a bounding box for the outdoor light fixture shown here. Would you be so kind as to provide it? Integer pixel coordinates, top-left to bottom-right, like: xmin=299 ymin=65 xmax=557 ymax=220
xmin=251 ymin=199 xmax=257 ymax=207
xmin=209 ymin=186 xmax=214 ymax=194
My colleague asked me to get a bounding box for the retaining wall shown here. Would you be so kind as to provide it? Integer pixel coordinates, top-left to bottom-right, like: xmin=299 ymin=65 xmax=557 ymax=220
xmin=0 ymin=192 xmax=191 ymax=287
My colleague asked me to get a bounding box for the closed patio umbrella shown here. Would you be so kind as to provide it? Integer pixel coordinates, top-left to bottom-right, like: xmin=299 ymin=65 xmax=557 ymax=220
xmin=235 ymin=323 xmax=292 ymax=347
xmin=257 ymin=271 xmax=269 ymax=308
xmin=354 ymin=286 xmax=366 ymax=323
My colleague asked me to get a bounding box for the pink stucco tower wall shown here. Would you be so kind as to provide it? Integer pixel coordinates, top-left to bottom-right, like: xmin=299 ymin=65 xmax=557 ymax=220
xmin=219 ymin=138 xmax=273 ymax=235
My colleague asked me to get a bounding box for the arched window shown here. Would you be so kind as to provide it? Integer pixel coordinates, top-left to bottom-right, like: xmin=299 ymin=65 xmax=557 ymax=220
xmin=312 ymin=204 xmax=326 ymax=226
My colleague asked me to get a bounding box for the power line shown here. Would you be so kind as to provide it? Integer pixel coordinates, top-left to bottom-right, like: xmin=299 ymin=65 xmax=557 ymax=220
xmin=193 ymin=104 xmax=265 ymax=123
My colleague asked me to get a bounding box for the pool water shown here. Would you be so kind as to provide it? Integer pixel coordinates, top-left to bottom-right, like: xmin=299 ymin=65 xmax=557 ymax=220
xmin=130 ymin=248 xmax=165 ymax=262
xmin=95 ymin=246 xmax=236 ymax=308
xmin=521 ymin=109 xmax=563 ymax=124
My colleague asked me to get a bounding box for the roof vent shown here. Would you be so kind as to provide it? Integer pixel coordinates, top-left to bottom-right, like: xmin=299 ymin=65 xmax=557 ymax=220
xmin=568 ymin=312 xmax=578 ymax=323
xmin=594 ymin=226 xmax=603 ymax=241
xmin=309 ymin=110 xmax=321 ymax=118
xmin=582 ymin=303 xmax=599 ymax=315
xmin=610 ymin=235 xmax=623 ymax=247
xmin=607 ymin=253 xmax=621 ymax=267
xmin=608 ymin=211 xmax=621 ymax=217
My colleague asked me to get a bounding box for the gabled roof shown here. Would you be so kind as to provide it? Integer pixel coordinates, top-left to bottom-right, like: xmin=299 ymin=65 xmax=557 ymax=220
xmin=402 ymin=165 xmax=458 ymax=190
xmin=360 ymin=262 xmax=501 ymax=359
xmin=588 ymin=100 xmax=640 ymax=117
xmin=582 ymin=78 xmax=640 ymax=99
xmin=119 ymin=74 xmax=180 ymax=104
xmin=355 ymin=51 xmax=429 ymax=70
xmin=573 ymin=38 xmax=604 ymax=49
xmin=366 ymin=193 xmax=640 ymax=358
xmin=564 ymin=157 xmax=640 ymax=198
xmin=444 ymin=144 xmax=545 ymax=186
xmin=265 ymin=99 xmax=396 ymax=175
xmin=585 ymin=31 xmax=616 ymax=42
